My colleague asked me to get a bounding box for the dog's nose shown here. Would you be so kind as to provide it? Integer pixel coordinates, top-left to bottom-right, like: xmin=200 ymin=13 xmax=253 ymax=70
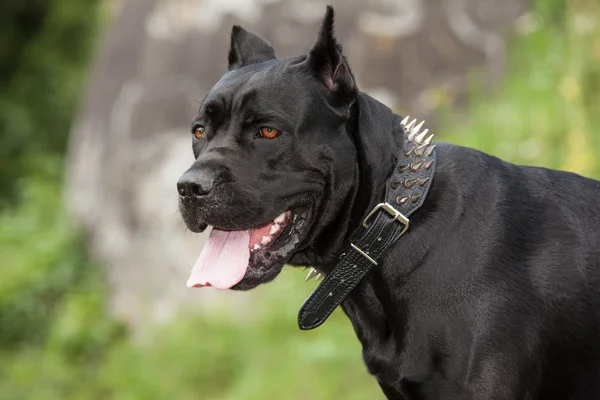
xmin=177 ymin=170 xmax=214 ymax=199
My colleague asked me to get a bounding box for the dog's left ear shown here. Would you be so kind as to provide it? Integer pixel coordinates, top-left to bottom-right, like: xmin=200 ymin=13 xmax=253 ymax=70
xmin=228 ymin=26 xmax=276 ymax=71
xmin=305 ymin=6 xmax=357 ymax=108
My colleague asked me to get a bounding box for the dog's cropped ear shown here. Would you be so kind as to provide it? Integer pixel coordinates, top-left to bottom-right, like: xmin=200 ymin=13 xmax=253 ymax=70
xmin=228 ymin=26 xmax=276 ymax=71
xmin=305 ymin=6 xmax=357 ymax=108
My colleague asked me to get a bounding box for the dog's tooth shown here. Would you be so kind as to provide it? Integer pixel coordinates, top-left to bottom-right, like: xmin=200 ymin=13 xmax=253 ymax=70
xmin=305 ymin=268 xmax=318 ymax=281
xmin=415 ymin=128 xmax=428 ymax=144
xmin=253 ymin=244 xmax=260 ymax=250
xmin=269 ymin=224 xmax=280 ymax=235
xmin=261 ymin=236 xmax=270 ymax=245
xmin=274 ymin=213 xmax=286 ymax=223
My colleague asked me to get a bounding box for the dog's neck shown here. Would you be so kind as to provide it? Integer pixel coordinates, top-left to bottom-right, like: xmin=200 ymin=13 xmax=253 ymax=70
xmin=312 ymin=93 xmax=405 ymax=274
xmin=347 ymin=94 xmax=405 ymax=234
xmin=296 ymin=92 xmax=436 ymax=330
xmin=335 ymin=97 xmax=439 ymax=383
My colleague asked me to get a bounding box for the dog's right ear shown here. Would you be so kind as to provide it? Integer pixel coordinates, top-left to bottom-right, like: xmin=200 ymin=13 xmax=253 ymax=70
xmin=305 ymin=6 xmax=357 ymax=109
xmin=228 ymin=26 xmax=276 ymax=71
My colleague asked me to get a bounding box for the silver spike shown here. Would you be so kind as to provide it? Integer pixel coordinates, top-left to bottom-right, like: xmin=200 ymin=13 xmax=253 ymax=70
xmin=423 ymin=134 xmax=434 ymax=146
xmin=410 ymin=160 xmax=425 ymax=171
xmin=414 ymin=143 xmax=428 ymax=156
xmin=405 ymin=119 xmax=417 ymax=132
xmin=408 ymin=123 xmax=425 ymax=142
xmin=396 ymin=195 xmax=410 ymax=205
xmin=404 ymin=147 xmax=415 ymax=156
xmin=305 ymin=268 xmax=318 ymax=281
xmin=425 ymin=145 xmax=436 ymax=156
xmin=401 ymin=115 xmax=410 ymax=125
xmin=417 ymin=177 xmax=429 ymax=186
xmin=411 ymin=121 xmax=425 ymax=134
xmin=315 ymin=273 xmax=323 ymax=281
xmin=411 ymin=194 xmax=422 ymax=203
xmin=424 ymin=159 xmax=434 ymax=169
xmin=404 ymin=178 xmax=419 ymax=188
xmin=415 ymin=128 xmax=429 ymax=144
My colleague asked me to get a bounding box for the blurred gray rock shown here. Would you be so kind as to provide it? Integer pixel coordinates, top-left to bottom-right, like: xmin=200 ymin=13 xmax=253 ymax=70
xmin=66 ymin=0 xmax=527 ymax=327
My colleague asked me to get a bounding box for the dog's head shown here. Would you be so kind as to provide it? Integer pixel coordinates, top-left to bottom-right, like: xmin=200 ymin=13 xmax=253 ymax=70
xmin=178 ymin=7 xmax=398 ymax=290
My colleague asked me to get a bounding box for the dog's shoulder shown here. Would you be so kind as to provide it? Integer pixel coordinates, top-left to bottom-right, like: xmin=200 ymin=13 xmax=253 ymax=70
xmin=429 ymin=141 xmax=600 ymax=240
xmin=436 ymin=141 xmax=600 ymax=195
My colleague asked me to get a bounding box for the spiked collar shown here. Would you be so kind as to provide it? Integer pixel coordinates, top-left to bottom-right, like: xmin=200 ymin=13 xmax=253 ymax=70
xmin=297 ymin=116 xmax=437 ymax=330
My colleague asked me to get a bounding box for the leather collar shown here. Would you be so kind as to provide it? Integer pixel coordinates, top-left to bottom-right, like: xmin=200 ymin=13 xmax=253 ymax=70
xmin=298 ymin=116 xmax=437 ymax=330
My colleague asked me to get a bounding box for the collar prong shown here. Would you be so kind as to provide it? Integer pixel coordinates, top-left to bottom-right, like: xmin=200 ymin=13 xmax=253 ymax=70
xmin=414 ymin=143 xmax=428 ymax=156
xmin=404 ymin=118 xmax=418 ymax=134
xmin=396 ymin=195 xmax=410 ymax=205
xmin=404 ymin=178 xmax=419 ymax=188
xmin=305 ymin=268 xmax=318 ymax=281
xmin=410 ymin=160 xmax=425 ymax=171
xmin=407 ymin=122 xmax=425 ymax=141
xmin=415 ymin=128 xmax=429 ymax=144
xmin=425 ymin=145 xmax=436 ymax=156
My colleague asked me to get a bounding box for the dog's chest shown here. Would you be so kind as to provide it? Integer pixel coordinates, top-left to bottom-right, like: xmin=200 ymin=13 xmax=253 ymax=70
xmin=342 ymin=289 xmax=460 ymax=399
xmin=341 ymin=291 xmax=409 ymax=395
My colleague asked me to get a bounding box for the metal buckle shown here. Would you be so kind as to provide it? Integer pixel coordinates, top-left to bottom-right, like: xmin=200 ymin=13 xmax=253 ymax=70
xmin=350 ymin=203 xmax=409 ymax=265
xmin=362 ymin=202 xmax=410 ymax=242
xmin=350 ymin=243 xmax=378 ymax=265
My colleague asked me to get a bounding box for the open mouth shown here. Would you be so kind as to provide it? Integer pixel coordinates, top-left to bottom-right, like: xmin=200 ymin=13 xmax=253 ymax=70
xmin=186 ymin=209 xmax=308 ymax=290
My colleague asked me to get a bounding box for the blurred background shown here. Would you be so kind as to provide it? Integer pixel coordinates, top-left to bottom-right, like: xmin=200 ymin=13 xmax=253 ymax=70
xmin=0 ymin=0 xmax=598 ymax=398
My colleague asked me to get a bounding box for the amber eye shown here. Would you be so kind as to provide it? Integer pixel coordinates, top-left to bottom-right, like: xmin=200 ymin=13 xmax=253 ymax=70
xmin=194 ymin=126 xmax=205 ymax=139
xmin=259 ymin=127 xmax=281 ymax=139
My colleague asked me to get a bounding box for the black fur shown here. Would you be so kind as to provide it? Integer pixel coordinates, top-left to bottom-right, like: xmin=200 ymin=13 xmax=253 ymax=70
xmin=228 ymin=26 xmax=276 ymax=70
xmin=177 ymin=6 xmax=600 ymax=399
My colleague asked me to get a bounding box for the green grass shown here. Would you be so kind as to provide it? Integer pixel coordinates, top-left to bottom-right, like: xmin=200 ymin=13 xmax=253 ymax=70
xmin=0 ymin=1 xmax=598 ymax=399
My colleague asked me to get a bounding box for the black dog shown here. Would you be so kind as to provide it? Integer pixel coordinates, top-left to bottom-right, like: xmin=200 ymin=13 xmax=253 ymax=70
xmin=177 ymin=6 xmax=600 ymax=399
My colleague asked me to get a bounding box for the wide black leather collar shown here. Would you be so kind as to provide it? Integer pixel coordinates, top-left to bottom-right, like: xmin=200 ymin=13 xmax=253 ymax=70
xmin=298 ymin=116 xmax=437 ymax=330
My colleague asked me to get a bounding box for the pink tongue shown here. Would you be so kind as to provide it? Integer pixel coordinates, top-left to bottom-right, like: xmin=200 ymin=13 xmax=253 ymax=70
xmin=186 ymin=228 xmax=251 ymax=290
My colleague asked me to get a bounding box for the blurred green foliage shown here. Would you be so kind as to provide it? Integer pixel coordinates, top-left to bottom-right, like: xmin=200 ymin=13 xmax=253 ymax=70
xmin=0 ymin=0 xmax=103 ymax=204
xmin=0 ymin=0 xmax=598 ymax=399
xmin=438 ymin=0 xmax=600 ymax=179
